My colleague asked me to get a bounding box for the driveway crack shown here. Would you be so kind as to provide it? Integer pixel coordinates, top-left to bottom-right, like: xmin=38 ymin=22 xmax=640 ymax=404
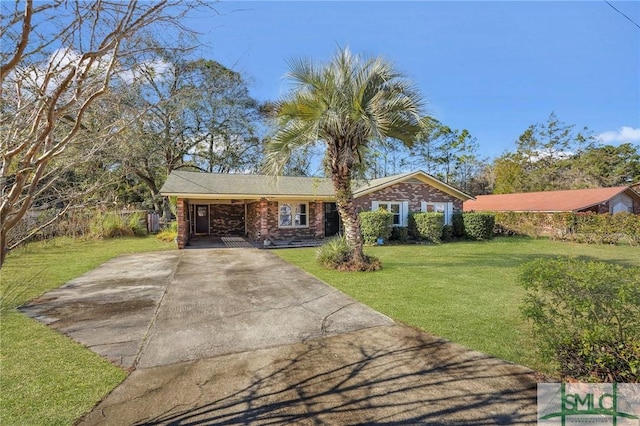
xmin=320 ymin=302 xmax=356 ymax=334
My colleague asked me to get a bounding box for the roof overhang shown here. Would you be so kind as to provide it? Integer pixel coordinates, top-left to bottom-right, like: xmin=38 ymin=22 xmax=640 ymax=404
xmin=163 ymin=193 xmax=336 ymax=202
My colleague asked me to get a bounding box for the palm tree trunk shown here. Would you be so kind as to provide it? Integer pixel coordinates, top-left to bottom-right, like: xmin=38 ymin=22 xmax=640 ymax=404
xmin=330 ymin=166 xmax=366 ymax=266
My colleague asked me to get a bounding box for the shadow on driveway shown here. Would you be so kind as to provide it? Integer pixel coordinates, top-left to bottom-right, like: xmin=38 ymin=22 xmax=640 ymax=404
xmin=81 ymin=326 xmax=536 ymax=425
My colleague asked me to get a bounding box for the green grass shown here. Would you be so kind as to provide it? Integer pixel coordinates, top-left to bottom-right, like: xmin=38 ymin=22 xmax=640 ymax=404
xmin=0 ymin=236 xmax=175 ymax=426
xmin=274 ymin=237 xmax=640 ymax=373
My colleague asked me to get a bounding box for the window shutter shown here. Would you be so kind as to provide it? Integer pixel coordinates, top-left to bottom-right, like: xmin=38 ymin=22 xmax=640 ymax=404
xmin=402 ymin=201 xmax=409 ymax=226
xmin=371 ymin=201 xmax=379 ymax=211
xmin=420 ymin=201 xmax=426 ymax=212
xmin=445 ymin=202 xmax=453 ymax=225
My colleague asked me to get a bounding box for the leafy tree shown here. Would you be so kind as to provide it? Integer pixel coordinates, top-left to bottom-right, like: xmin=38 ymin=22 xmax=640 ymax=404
xmin=492 ymin=113 xmax=597 ymax=193
xmin=0 ymin=0 xmax=196 ymax=267
xmin=113 ymin=54 xmax=261 ymax=218
xmin=570 ymin=143 xmax=640 ymax=187
xmin=188 ymin=59 xmax=262 ymax=174
xmin=265 ymin=48 xmax=424 ymax=270
xmin=492 ymin=154 xmax=528 ymax=194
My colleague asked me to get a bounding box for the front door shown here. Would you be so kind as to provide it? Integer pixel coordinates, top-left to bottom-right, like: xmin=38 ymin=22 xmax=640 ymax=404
xmin=195 ymin=205 xmax=209 ymax=234
xmin=324 ymin=203 xmax=340 ymax=237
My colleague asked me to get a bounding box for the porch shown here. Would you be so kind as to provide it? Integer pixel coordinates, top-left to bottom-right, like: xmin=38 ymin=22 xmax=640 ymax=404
xmin=186 ymin=235 xmax=329 ymax=249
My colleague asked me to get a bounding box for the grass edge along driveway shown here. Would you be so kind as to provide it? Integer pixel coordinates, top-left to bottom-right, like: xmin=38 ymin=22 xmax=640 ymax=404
xmin=0 ymin=237 xmax=175 ymax=426
xmin=274 ymin=237 xmax=640 ymax=374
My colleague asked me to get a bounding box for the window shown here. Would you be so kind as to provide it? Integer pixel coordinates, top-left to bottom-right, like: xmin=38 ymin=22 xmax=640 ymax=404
xmin=279 ymin=202 xmax=308 ymax=228
xmin=424 ymin=203 xmax=445 ymax=214
xmin=387 ymin=202 xmax=402 ymax=225
xmin=422 ymin=202 xmax=454 ymax=225
xmin=372 ymin=201 xmax=408 ymax=226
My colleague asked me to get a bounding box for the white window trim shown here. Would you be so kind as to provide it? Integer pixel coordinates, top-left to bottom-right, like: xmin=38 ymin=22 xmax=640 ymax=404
xmin=372 ymin=201 xmax=409 ymax=227
xmin=421 ymin=201 xmax=454 ymax=225
xmin=278 ymin=201 xmax=309 ymax=228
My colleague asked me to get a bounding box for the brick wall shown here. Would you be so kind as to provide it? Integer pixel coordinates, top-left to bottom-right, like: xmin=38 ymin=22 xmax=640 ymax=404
xmin=209 ymin=204 xmax=245 ymax=236
xmin=245 ymin=200 xmax=326 ymax=241
xmin=246 ymin=201 xmax=260 ymax=240
xmin=353 ymin=182 xmax=464 ymax=213
xmin=176 ymin=198 xmax=188 ymax=249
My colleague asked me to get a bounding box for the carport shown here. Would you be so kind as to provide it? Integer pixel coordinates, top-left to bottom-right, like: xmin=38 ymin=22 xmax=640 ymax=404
xmin=187 ymin=199 xmax=253 ymax=237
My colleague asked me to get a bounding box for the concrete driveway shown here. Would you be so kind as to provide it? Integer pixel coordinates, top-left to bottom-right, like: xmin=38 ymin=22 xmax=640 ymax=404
xmin=21 ymin=248 xmax=537 ymax=424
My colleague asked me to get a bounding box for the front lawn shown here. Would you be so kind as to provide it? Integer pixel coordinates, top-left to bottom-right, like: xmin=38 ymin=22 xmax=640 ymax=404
xmin=0 ymin=236 xmax=175 ymax=426
xmin=274 ymin=237 xmax=640 ymax=373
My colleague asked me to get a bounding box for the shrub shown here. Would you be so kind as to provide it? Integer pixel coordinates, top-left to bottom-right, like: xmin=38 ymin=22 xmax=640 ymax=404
xmin=157 ymin=220 xmax=179 ymax=241
xmin=90 ymin=211 xmax=147 ymax=239
xmin=520 ymin=257 xmax=640 ymax=382
xmin=359 ymin=210 xmax=393 ymax=245
xmin=317 ymin=235 xmax=353 ymax=268
xmin=390 ymin=226 xmax=409 ymax=243
xmin=442 ymin=225 xmax=453 ymax=242
xmin=411 ymin=212 xmax=444 ymax=243
xmin=462 ymin=213 xmax=495 ymax=240
xmin=492 ymin=211 xmax=640 ymax=246
xmin=494 ymin=211 xmax=549 ymax=238
xmin=316 ymin=235 xmax=381 ymax=271
xmin=614 ymin=212 xmax=640 ymax=246
xmin=127 ymin=212 xmax=147 ymax=236
xmin=452 ymin=212 xmax=465 ymax=238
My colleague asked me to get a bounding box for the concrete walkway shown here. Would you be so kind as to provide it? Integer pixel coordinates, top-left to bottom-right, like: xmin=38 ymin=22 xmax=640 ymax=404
xmin=21 ymin=249 xmax=537 ymax=424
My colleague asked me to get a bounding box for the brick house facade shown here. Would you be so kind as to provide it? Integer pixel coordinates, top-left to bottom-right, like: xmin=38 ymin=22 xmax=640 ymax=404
xmin=353 ymin=179 xmax=464 ymax=214
xmin=161 ymin=170 xmax=473 ymax=249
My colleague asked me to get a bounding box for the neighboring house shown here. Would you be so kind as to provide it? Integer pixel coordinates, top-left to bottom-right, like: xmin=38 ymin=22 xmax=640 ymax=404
xmin=463 ymin=186 xmax=640 ymax=215
xmin=160 ymin=170 xmax=473 ymax=248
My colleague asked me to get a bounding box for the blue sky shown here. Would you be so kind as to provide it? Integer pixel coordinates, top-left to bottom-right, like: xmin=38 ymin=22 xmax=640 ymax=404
xmin=186 ymin=1 xmax=639 ymax=160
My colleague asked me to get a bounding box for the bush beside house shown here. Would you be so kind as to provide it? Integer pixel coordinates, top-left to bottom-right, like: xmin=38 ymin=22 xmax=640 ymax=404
xmin=409 ymin=212 xmax=445 ymax=243
xmin=462 ymin=213 xmax=495 ymax=240
xmin=520 ymin=257 xmax=640 ymax=382
xmin=494 ymin=211 xmax=640 ymax=246
xmin=359 ymin=210 xmax=393 ymax=245
xmin=358 ymin=211 xmax=496 ymax=245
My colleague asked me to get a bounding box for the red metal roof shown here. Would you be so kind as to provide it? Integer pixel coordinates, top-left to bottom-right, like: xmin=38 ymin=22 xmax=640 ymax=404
xmin=463 ymin=186 xmax=634 ymax=212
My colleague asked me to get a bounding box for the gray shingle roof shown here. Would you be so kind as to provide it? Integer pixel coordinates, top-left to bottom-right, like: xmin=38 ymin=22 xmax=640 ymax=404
xmin=160 ymin=170 xmax=474 ymax=201
xmin=160 ymin=171 xmax=335 ymax=197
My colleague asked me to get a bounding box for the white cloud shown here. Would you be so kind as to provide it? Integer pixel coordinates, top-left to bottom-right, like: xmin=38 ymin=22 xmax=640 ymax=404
xmin=597 ymin=126 xmax=640 ymax=144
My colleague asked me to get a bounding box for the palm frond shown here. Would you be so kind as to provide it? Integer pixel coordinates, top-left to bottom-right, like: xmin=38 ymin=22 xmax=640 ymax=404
xmin=265 ymin=46 xmax=427 ymax=176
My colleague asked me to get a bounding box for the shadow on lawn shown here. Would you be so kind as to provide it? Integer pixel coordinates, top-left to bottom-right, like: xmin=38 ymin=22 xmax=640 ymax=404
xmin=134 ymin=330 xmax=537 ymax=425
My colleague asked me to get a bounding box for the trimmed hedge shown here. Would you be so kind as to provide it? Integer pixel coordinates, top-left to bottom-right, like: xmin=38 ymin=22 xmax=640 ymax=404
xmin=452 ymin=212 xmax=465 ymax=238
xmin=359 ymin=210 xmax=393 ymax=245
xmin=462 ymin=212 xmax=495 ymax=240
xmin=410 ymin=212 xmax=444 ymax=243
xmin=494 ymin=211 xmax=640 ymax=246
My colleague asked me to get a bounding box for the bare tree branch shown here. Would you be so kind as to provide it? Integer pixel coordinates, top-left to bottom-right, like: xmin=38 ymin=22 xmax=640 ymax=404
xmin=1 ymin=0 xmax=204 ymax=267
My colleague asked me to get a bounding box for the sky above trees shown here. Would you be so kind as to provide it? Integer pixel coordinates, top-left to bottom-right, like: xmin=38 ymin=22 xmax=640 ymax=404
xmin=185 ymin=1 xmax=640 ymax=159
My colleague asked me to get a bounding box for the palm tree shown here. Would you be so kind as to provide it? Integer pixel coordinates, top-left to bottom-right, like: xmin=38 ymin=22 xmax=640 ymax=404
xmin=265 ymin=48 xmax=425 ymax=269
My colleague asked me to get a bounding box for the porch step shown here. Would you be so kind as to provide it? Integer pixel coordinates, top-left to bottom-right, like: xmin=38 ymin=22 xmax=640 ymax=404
xmin=220 ymin=237 xmax=254 ymax=248
xmin=264 ymin=239 xmax=326 ymax=249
